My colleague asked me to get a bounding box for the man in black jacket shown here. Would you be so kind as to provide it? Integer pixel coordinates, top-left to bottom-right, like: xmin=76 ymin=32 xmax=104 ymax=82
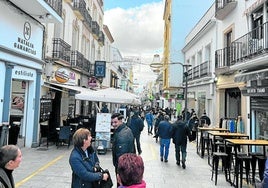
xmin=128 ymin=111 xmax=144 ymax=155
xmin=171 ymin=115 xmax=191 ymax=169
xmin=111 ymin=113 xmax=135 ymax=173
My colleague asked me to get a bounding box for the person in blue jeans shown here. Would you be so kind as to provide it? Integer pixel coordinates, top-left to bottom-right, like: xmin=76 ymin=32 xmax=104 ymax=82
xmin=157 ymin=115 xmax=172 ymax=162
xmin=145 ymin=109 xmax=154 ymax=135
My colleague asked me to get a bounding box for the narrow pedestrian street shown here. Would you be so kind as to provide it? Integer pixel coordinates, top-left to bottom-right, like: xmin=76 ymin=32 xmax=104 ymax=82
xmin=13 ymin=128 xmax=236 ymax=188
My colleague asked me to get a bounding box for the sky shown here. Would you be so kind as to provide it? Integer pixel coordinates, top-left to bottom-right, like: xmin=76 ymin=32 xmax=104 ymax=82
xmin=103 ymin=0 xmax=214 ymax=87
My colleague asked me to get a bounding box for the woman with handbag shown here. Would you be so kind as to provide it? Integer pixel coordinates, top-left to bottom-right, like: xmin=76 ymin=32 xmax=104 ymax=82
xmin=69 ymin=128 xmax=110 ymax=188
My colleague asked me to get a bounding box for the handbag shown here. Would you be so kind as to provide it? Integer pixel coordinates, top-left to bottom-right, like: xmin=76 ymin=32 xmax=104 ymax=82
xmin=92 ymin=167 xmax=113 ymax=188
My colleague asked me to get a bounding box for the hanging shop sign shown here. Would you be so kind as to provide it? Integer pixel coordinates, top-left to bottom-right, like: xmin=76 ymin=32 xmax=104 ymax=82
xmin=94 ymin=61 xmax=106 ymax=78
xmin=88 ymin=77 xmax=97 ymax=87
xmin=54 ymin=68 xmax=76 ymax=85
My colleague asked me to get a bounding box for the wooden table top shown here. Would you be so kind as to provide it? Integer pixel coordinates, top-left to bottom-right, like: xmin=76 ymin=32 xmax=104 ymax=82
xmin=198 ymin=127 xmax=229 ymax=131
xmin=225 ymin=139 xmax=268 ymax=146
xmin=208 ymin=132 xmax=249 ymax=137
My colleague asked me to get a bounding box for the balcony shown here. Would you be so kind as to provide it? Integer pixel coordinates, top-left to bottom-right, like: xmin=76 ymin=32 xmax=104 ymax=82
xmin=187 ymin=61 xmax=212 ymax=81
xmin=215 ymin=22 xmax=268 ymax=73
xmin=98 ymin=31 xmax=105 ymax=46
xmin=73 ymin=0 xmax=87 ymax=20
xmin=215 ymin=0 xmax=237 ymax=20
xmin=83 ymin=58 xmax=91 ymax=75
xmin=215 ymin=47 xmax=233 ymax=74
xmin=71 ymin=51 xmax=84 ymax=71
xmin=92 ymin=21 xmax=100 ymax=38
xmin=89 ymin=63 xmax=95 ymax=76
xmin=9 ymin=0 xmax=62 ymax=23
xmin=52 ymin=38 xmax=71 ymax=66
xmin=44 ymin=0 xmax=62 ymax=16
xmin=83 ymin=11 xmax=92 ymax=31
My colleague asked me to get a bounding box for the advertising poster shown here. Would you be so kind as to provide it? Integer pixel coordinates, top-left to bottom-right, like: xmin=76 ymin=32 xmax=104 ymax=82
xmin=95 ymin=113 xmax=111 ymax=132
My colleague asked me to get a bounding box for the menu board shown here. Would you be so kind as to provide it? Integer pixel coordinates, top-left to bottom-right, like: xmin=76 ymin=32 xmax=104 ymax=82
xmin=95 ymin=113 xmax=111 ymax=132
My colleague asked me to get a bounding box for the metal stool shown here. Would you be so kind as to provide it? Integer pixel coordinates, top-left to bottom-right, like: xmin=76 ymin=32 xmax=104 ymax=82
xmin=211 ymin=152 xmax=229 ymax=185
xmin=256 ymin=155 xmax=266 ymax=181
xmin=237 ymin=155 xmax=252 ymax=187
xmin=248 ymin=152 xmax=263 ymax=183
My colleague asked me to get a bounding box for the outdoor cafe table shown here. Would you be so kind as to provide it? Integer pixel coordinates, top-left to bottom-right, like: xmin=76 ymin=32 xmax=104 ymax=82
xmin=207 ymin=132 xmax=249 ymax=165
xmin=197 ymin=127 xmax=229 ymax=158
xmin=225 ymin=139 xmax=268 ymax=188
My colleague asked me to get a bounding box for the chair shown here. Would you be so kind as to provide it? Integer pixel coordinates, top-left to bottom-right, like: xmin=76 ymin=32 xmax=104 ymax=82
xmin=57 ymin=126 xmax=72 ymax=149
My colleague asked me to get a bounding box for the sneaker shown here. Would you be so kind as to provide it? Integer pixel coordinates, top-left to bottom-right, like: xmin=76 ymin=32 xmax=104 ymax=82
xmin=176 ymin=161 xmax=180 ymax=166
xmin=164 ymin=159 xmax=168 ymax=162
xmin=138 ymin=151 xmax=142 ymax=155
xmin=160 ymin=157 xmax=163 ymax=162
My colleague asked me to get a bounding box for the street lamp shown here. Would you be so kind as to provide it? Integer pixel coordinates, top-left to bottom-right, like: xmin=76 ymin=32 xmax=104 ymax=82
xmin=150 ymin=55 xmax=192 ymax=121
xmin=169 ymin=62 xmax=191 ymax=121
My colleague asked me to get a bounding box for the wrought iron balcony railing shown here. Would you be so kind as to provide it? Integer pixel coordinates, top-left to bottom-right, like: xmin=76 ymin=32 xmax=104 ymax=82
xmin=83 ymin=10 xmax=92 ymax=30
xmin=215 ymin=22 xmax=268 ymax=70
xmin=52 ymin=38 xmax=71 ymax=64
xmin=89 ymin=63 xmax=95 ymax=76
xmin=215 ymin=0 xmax=237 ymax=20
xmin=71 ymin=50 xmax=84 ymax=70
xmin=92 ymin=21 xmax=100 ymax=37
xmin=83 ymin=58 xmax=91 ymax=74
xmin=73 ymin=0 xmax=87 ymax=20
xmin=187 ymin=61 xmax=211 ymax=81
xmin=98 ymin=31 xmax=105 ymax=45
xmin=44 ymin=0 xmax=62 ymax=16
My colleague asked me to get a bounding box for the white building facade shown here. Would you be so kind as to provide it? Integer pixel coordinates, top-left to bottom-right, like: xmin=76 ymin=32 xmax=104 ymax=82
xmin=0 ymin=0 xmax=62 ymax=147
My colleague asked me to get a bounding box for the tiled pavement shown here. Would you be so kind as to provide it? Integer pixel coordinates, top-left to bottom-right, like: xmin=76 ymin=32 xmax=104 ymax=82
xmin=13 ymin=130 xmax=252 ymax=188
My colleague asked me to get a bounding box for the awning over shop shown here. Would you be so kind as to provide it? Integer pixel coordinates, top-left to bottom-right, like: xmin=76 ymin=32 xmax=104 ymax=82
xmin=75 ymin=87 xmax=141 ymax=105
xmin=43 ymin=82 xmax=94 ymax=94
xmin=234 ymin=68 xmax=268 ymax=82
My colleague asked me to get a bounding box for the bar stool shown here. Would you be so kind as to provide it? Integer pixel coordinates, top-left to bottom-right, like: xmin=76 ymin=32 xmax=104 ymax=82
xmin=248 ymin=152 xmax=263 ymax=183
xmin=256 ymin=155 xmax=266 ymax=181
xmin=211 ymin=152 xmax=229 ymax=185
xmin=237 ymin=155 xmax=252 ymax=187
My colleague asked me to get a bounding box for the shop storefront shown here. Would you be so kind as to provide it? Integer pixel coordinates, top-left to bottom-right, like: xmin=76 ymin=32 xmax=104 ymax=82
xmin=235 ymin=68 xmax=268 ymax=151
xmin=237 ymin=70 xmax=268 ymax=139
xmin=216 ymin=74 xmax=247 ymax=128
xmin=0 ymin=1 xmax=44 ymax=147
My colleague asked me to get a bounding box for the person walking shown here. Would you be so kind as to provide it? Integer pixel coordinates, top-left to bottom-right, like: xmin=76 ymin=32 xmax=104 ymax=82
xmin=187 ymin=112 xmax=199 ymax=141
xmin=171 ymin=115 xmax=191 ymax=169
xmin=200 ymin=112 xmax=211 ymax=127
xmin=145 ymin=109 xmax=154 ymax=135
xmin=153 ymin=110 xmax=165 ymax=143
xmin=69 ymin=128 xmax=110 ymax=188
xmin=0 ymin=145 xmax=22 ymax=188
xmin=117 ymin=153 xmax=146 ymax=188
xmin=128 ymin=110 xmax=144 ymax=155
xmin=111 ymin=113 xmax=135 ymax=174
xmin=101 ymin=104 xmax=109 ymax=113
xmin=157 ymin=115 xmax=172 ymax=162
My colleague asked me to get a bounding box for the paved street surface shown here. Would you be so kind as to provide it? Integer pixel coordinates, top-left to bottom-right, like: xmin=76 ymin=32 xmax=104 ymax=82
xmin=13 ymin=129 xmax=251 ymax=188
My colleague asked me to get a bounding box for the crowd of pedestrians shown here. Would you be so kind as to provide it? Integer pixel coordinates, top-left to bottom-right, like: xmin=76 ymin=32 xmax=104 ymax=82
xmin=2 ymin=106 xmax=268 ymax=188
